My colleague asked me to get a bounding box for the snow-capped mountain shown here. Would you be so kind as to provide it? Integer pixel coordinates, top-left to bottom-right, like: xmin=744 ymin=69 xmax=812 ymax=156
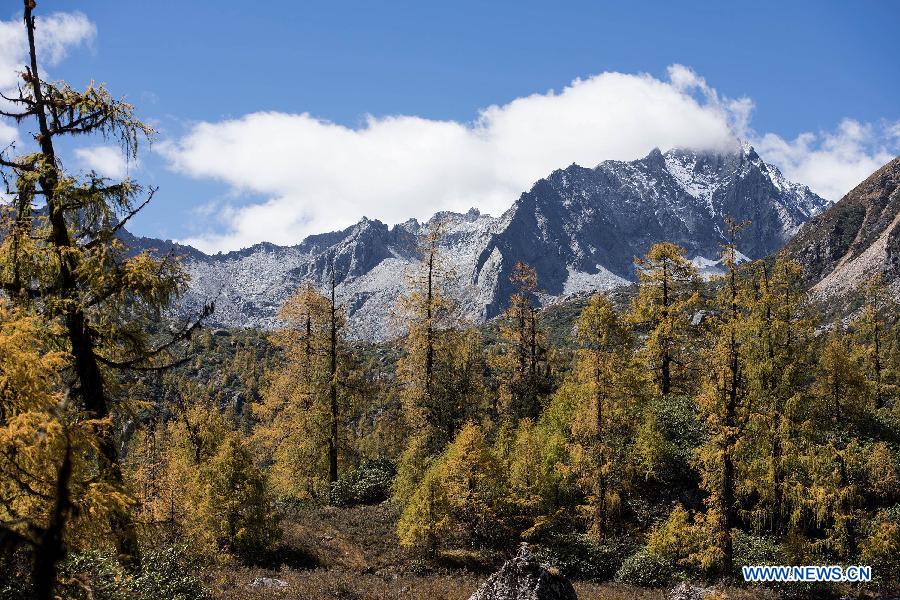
xmin=129 ymin=144 xmax=827 ymax=339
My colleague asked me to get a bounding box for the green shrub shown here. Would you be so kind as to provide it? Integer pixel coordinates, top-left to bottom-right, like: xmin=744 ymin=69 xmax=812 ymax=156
xmin=330 ymin=458 xmax=396 ymax=507
xmin=131 ymin=546 xmax=209 ymax=600
xmin=57 ymin=546 xmax=208 ymax=600
xmin=733 ymin=531 xmax=783 ymax=573
xmin=0 ymin=549 xmax=33 ymax=600
xmin=615 ymin=549 xmax=674 ymax=587
xmin=59 ymin=551 xmax=126 ymax=600
xmin=634 ymin=395 xmax=703 ymax=483
xmin=533 ymin=534 xmax=637 ymax=581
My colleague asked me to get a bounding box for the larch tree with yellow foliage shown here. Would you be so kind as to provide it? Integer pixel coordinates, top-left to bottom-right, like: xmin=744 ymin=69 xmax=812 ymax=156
xmin=254 ymin=273 xmax=358 ymax=500
xmin=739 ymin=257 xmax=817 ymax=535
xmin=567 ymin=293 xmax=642 ymax=537
xmin=0 ymin=0 xmax=209 ymax=589
xmin=398 ymin=422 xmax=504 ymax=554
xmin=491 ymin=262 xmax=552 ymax=422
xmin=853 ymin=275 xmax=899 ymax=409
xmin=127 ymin=382 xmax=280 ymax=563
xmin=628 ymin=242 xmax=700 ymax=398
xmin=805 ymin=325 xmax=871 ymax=558
xmin=394 ymin=221 xmax=489 ymax=505
xmin=0 ymin=302 xmax=126 ymax=598
xmin=695 ymin=219 xmax=752 ymax=577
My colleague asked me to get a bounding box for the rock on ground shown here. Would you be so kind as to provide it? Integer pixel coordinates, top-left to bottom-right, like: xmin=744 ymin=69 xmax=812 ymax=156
xmin=468 ymin=543 xmax=577 ymax=600
xmin=667 ymin=582 xmax=705 ymax=600
xmin=248 ymin=577 xmax=288 ymax=588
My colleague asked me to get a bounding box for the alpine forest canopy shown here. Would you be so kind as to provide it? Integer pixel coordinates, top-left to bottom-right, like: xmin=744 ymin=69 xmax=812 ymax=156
xmin=1 ymin=3 xmax=900 ymax=600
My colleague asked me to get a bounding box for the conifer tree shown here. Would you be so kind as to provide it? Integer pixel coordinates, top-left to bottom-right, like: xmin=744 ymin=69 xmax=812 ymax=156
xmin=398 ymin=422 xmax=503 ymax=553
xmin=628 ymin=243 xmax=700 ymax=397
xmin=127 ymin=387 xmax=280 ymax=563
xmin=503 ymin=419 xmax=548 ymax=520
xmin=0 ymin=0 xmax=209 ymax=575
xmin=254 ymin=275 xmax=355 ymax=499
xmin=806 ymin=326 xmax=870 ymax=557
xmin=567 ymin=293 xmax=639 ymax=536
xmin=396 ymin=221 xmax=486 ymax=455
xmin=0 ymin=301 xmax=143 ymax=598
xmin=695 ymin=219 xmax=751 ymax=577
xmin=398 ymin=222 xmax=446 ymax=436
xmin=741 ymin=257 xmax=817 ymax=534
xmin=491 ymin=262 xmax=552 ymax=422
xmin=192 ymin=434 xmax=280 ymax=561
xmin=853 ymin=275 xmax=898 ymax=409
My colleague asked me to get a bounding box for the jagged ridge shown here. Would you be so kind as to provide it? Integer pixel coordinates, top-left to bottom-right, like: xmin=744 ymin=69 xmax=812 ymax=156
xmin=781 ymin=155 xmax=900 ymax=299
xmin=127 ymin=144 xmax=827 ymax=340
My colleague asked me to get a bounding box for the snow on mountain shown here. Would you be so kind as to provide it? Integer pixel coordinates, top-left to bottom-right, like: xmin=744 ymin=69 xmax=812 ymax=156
xmin=132 ymin=145 xmax=827 ymax=339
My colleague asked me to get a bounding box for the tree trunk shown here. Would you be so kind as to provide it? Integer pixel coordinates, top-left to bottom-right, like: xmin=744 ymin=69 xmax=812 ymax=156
xmin=660 ymin=261 xmax=671 ymax=396
xmin=594 ymin=352 xmax=606 ymax=534
xmin=328 ymin=268 xmax=339 ymax=487
xmin=33 ymin=441 xmax=73 ymax=600
xmin=425 ymin=249 xmax=434 ymax=403
xmin=23 ymin=2 xmax=140 ymax=569
xmin=721 ymin=240 xmax=740 ymax=578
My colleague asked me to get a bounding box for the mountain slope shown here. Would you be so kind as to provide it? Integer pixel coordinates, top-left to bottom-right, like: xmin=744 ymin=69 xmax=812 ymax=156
xmin=478 ymin=144 xmax=825 ymax=314
xmin=781 ymin=155 xmax=900 ymax=299
xmin=135 ymin=144 xmax=826 ymax=339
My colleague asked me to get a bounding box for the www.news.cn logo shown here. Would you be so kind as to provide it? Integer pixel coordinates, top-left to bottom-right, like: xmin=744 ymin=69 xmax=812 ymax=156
xmin=742 ymin=565 xmax=872 ymax=583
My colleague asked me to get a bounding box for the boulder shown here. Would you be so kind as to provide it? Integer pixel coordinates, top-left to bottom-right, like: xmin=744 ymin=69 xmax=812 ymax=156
xmin=248 ymin=577 xmax=288 ymax=588
xmin=667 ymin=582 xmax=705 ymax=600
xmin=468 ymin=543 xmax=577 ymax=600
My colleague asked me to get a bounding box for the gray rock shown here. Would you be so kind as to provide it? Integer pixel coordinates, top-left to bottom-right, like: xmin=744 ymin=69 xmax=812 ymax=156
xmin=690 ymin=310 xmax=711 ymax=326
xmin=667 ymin=582 xmax=705 ymax=600
xmin=468 ymin=543 xmax=577 ymax=600
xmin=248 ymin=577 xmax=288 ymax=588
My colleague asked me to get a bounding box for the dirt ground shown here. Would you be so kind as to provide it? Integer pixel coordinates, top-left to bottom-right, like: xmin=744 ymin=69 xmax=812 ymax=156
xmin=205 ymin=503 xmax=773 ymax=600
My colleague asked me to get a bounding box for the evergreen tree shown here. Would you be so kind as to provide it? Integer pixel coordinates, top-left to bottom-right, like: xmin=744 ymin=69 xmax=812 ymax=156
xmin=567 ymin=293 xmax=641 ymax=536
xmin=628 ymin=243 xmax=700 ymax=397
xmin=695 ymin=219 xmax=751 ymax=577
xmin=0 ymin=0 xmax=209 ymax=581
xmin=491 ymin=262 xmax=552 ymax=422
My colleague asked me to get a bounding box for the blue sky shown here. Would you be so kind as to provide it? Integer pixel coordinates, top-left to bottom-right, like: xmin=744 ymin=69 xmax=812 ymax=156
xmin=2 ymin=0 xmax=899 ymax=251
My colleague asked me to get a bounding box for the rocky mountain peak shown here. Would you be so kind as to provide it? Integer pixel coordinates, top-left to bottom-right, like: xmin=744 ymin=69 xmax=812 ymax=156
xmin=642 ymin=146 xmax=667 ymax=169
xmin=132 ymin=145 xmax=828 ymax=339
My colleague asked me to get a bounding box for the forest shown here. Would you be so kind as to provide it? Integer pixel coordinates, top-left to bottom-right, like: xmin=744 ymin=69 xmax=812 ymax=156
xmin=2 ymin=3 xmax=900 ymax=600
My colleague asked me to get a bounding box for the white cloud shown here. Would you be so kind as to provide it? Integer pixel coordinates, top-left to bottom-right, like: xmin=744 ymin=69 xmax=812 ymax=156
xmin=161 ymin=64 xmax=898 ymax=253
xmin=0 ymin=120 xmax=17 ymax=203
xmin=0 ymin=10 xmax=96 ymax=89
xmin=667 ymin=64 xmax=754 ymax=138
xmin=0 ymin=120 xmax=17 ymax=149
xmin=162 ymin=66 xmax=747 ymax=252
xmin=0 ymin=11 xmax=95 ymax=149
xmin=74 ymin=145 xmax=132 ymax=179
xmin=885 ymin=121 xmax=900 ymax=143
xmin=755 ymin=119 xmax=898 ymax=202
